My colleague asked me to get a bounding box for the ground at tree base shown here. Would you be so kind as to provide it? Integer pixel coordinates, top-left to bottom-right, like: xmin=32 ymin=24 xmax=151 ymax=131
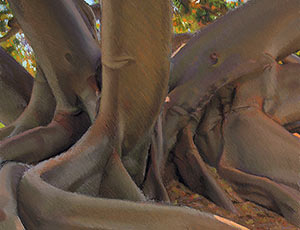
xmin=166 ymin=166 xmax=299 ymax=230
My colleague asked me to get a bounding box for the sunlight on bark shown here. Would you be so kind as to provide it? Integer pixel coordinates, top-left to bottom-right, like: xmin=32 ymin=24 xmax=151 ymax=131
xmin=293 ymin=133 xmax=300 ymax=139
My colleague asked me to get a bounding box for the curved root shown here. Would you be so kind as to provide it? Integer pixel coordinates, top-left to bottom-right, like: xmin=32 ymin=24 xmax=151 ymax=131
xmin=0 ymin=111 xmax=89 ymax=164
xmin=0 ymin=162 xmax=28 ymax=230
xmin=16 ymin=162 xmax=248 ymax=230
xmin=174 ymin=125 xmax=237 ymax=214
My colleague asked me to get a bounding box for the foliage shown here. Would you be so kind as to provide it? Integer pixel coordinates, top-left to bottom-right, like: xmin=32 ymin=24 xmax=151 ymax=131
xmin=0 ymin=0 xmax=297 ymax=76
xmin=0 ymin=0 xmax=104 ymax=76
xmin=86 ymin=0 xmax=99 ymax=4
xmin=0 ymin=0 xmax=36 ymax=76
xmin=0 ymin=0 xmax=10 ymax=33
xmin=2 ymin=34 xmax=36 ymax=76
xmin=172 ymin=0 xmax=244 ymax=33
xmin=1 ymin=0 xmax=244 ymax=73
xmin=226 ymin=0 xmax=245 ymax=9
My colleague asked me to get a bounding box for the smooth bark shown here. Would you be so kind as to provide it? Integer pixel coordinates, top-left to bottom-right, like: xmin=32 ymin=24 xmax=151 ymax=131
xmin=0 ymin=0 xmax=299 ymax=228
xmin=163 ymin=0 xmax=300 ymax=168
xmin=0 ymin=66 xmax=55 ymax=141
xmin=8 ymin=0 xmax=101 ymax=119
xmin=175 ymin=126 xmax=237 ymax=213
xmin=0 ymin=47 xmax=33 ymax=125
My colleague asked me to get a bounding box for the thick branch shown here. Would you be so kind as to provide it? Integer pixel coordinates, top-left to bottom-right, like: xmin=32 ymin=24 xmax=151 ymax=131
xmin=0 ymin=47 xmax=33 ymax=125
xmin=0 ymin=111 xmax=90 ymax=164
xmin=172 ymin=32 xmax=193 ymax=54
xmin=29 ymin=0 xmax=173 ymax=193
xmin=283 ymin=54 xmax=300 ymax=64
xmin=0 ymin=65 xmax=56 ymax=140
xmin=90 ymin=3 xmax=101 ymax=21
xmin=8 ymin=0 xmax=101 ymax=120
xmin=170 ymin=0 xmax=300 ymax=89
xmin=163 ymin=0 xmax=300 ymax=161
xmin=76 ymin=0 xmax=99 ymax=42
xmin=0 ymin=0 xmax=257 ymax=229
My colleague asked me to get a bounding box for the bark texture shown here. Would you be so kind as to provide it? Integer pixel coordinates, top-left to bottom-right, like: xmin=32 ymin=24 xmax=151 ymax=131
xmin=0 ymin=0 xmax=299 ymax=229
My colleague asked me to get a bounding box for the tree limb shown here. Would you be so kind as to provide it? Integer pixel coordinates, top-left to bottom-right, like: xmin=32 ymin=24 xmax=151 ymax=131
xmin=90 ymin=3 xmax=101 ymax=21
xmin=0 ymin=47 xmax=33 ymax=125
xmin=282 ymin=53 xmax=300 ymax=64
xmin=0 ymin=111 xmax=90 ymax=164
xmin=164 ymin=0 xmax=300 ymax=166
xmin=0 ymin=65 xmax=56 ymax=141
xmin=172 ymin=32 xmax=193 ymax=55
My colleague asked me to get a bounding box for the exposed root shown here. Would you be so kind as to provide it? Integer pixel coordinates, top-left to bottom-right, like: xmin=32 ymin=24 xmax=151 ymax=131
xmin=219 ymin=165 xmax=300 ymax=227
xmin=0 ymin=126 xmax=15 ymax=141
xmin=34 ymin=119 xmax=113 ymax=195
xmin=16 ymin=164 xmax=248 ymax=230
xmin=11 ymin=117 xmax=245 ymax=229
xmin=143 ymin=114 xmax=170 ymax=202
xmin=0 ymin=162 xmax=28 ymax=230
xmin=142 ymin=138 xmax=170 ymax=202
xmin=219 ymin=107 xmax=300 ymax=227
xmin=0 ymin=111 xmax=90 ymax=164
xmin=4 ymin=117 xmax=247 ymax=230
xmin=1 ymin=0 xmax=297 ymax=229
xmin=174 ymin=125 xmax=237 ymax=214
xmin=99 ymin=151 xmax=146 ymax=201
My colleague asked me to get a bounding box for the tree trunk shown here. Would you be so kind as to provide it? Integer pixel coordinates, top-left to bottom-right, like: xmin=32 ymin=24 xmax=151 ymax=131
xmin=0 ymin=0 xmax=299 ymax=229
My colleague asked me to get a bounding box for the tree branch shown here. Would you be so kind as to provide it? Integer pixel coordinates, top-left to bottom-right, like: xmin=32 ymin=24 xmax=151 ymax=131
xmin=0 ymin=65 xmax=56 ymax=141
xmin=171 ymin=0 xmax=300 ymax=89
xmin=172 ymin=32 xmax=193 ymax=55
xmin=283 ymin=54 xmax=300 ymax=64
xmin=0 ymin=111 xmax=90 ymax=164
xmin=8 ymin=0 xmax=102 ymax=120
xmin=0 ymin=47 xmax=33 ymax=125
xmin=76 ymin=0 xmax=99 ymax=42
xmin=90 ymin=3 xmax=101 ymax=21
xmin=164 ymin=0 xmax=300 ymax=162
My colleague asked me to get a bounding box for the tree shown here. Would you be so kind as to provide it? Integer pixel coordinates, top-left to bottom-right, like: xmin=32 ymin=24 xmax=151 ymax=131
xmin=0 ymin=0 xmax=299 ymax=229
